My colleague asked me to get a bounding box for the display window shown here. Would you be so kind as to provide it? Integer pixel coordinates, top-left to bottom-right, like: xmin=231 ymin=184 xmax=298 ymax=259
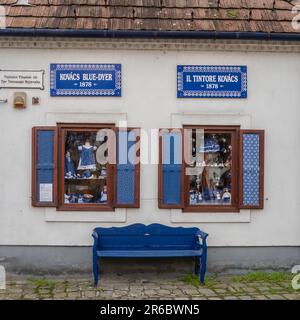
xmin=184 ymin=126 xmax=238 ymax=212
xmin=60 ymin=125 xmax=114 ymax=211
xmin=32 ymin=124 xmax=140 ymax=211
xmin=158 ymin=126 xmax=264 ymax=212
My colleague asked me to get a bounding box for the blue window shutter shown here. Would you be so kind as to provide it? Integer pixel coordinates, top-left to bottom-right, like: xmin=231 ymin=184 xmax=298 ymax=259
xmin=32 ymin=127 xmax=57 ymax=207
xmin=239 ymin=130 xmax=264 ymax=209
xmin=115 ymin=128 xmax=140 ymax=207
xmin=159 ymin=129 xmax=183 ymax=208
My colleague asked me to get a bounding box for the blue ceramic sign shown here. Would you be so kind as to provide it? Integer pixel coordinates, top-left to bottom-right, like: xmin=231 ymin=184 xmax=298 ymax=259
xmin=177 ymin=65 xmax=247 ymax=98
xmin=50 ymin=64 xmax=121 ymax=96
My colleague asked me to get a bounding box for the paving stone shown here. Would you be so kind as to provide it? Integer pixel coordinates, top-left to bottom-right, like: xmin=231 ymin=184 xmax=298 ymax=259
xmin=144 ymin=289 xmax=158 ymax=296
xmin=270 ymin=285 xmax=283 ymax=290
xmin=253 ymin=295 xmax=268 ymax=300
xmin=23 ymin=294 xmax=38 ymax=299
xmin=230 ymin=283 xmax=247 ymax=291
xmin=191 ymin=296 xmax=208 ymax=300
xmin=257 ymin=286 xmax=271 ymax=292
xmin=7 ymin=288 xmax=23 ymax=294
xmin=214 ymin=284 xmax=228 ymax=289
xmin=143 ymin=285 xmax=161 ymax=290
xmin=227 ymin=286 xmax=238 ymax=293
xmin=7 ymin=294 xmax=23 ymax=299
xmin=215 ymin=288 xmax=226 ymax=294
xmin=157 ymin=289 xmax=171 ymax=295
xmin=129 ymin=287 xmax=143 ymax=292
xmin=161 ymin=285 xmax=176 ymax=290
xmin=113 ymin=284 xmax=129 ymax=290
xmin=66 ymin=287 xmax=80 ymax=293
xmin=266 ymin=294 xmax=285 ymax=300
xmin=242 ymin=286 xmax=258 ymax=293
xmin=67 ymin=292 xmax=81 ymax=299
xmin=283 ymin=293 xmax=300 ymax=300
xmin=38 ymin=289 xmax=51 ymax=294
xmin=279 ymin=283 xmax=292 ymax=289
xmin=53 ymin=293 xmax=68 ymax=299
xmin=53 ymin=290 xmax=66 ymax=295
xmin=197 ymin=288 xmax=216 ymax=296
xmin=238 ymin=295 xmax=252 ymax=300
xmin=182 ymin=289 xmax=199 ymax=296
xmin=0 ymin=275 xmax=295 ymax=300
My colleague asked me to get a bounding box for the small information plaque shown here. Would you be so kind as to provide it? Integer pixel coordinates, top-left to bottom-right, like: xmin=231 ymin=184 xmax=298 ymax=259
xmin=39 ymin=183 xmax=53 ymax=203
xmin=0 ymin=70 xmax=44 ymax=89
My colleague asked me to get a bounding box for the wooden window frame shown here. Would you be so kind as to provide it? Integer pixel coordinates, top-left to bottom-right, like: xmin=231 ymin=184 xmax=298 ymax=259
xmin=57 ymin=123 xmax=115 ymax=212
xmin=182 ymin=125 xmax=240 ymax=213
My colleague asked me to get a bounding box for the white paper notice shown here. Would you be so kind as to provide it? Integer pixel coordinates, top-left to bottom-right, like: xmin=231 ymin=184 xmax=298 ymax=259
xmin=39 ymin=184 xmax=53 ymax=202
xmin=0 ymin=70 xmax=44 ymax=89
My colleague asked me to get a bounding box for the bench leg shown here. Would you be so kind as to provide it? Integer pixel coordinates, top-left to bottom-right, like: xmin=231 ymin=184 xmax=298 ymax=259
xmin=93 ymin=255 xmax=99 ymax=288
xmin=199 ymin=255 xmax=207 ymax=285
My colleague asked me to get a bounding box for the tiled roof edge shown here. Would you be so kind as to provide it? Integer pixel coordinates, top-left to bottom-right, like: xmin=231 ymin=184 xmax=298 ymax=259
xmin=0 ymin=28 xmax=300 ymax=41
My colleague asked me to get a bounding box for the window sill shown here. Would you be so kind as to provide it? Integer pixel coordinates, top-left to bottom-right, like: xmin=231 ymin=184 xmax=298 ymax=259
xmin=171 ymin=208 xmax=251 ymax=223
xmin=57 ymin=204 xmax=114 ymax=212
xmin=45 ymin=208 xmax=126 ymax=222
xmin=182 ymin=205 xmax=239 ymax=213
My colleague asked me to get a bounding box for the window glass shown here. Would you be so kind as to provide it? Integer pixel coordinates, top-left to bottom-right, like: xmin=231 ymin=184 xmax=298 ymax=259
xmin=188 ymin=130 xmax=232 ymax=206
xmin=64 ymin=130 xmax=108 ymax=205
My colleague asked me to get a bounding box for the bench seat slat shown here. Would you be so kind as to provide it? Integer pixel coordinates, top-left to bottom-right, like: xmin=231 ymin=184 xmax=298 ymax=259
xmin=97 ymin=250 xmax=202 ymax=257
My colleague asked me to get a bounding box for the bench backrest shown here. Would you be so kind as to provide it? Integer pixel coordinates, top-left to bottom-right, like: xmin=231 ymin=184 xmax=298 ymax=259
xmin=93 ymin=223 xmax=202 ymax=251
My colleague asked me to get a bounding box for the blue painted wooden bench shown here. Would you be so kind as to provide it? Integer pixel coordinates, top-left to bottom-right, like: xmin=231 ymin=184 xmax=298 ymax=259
xmin=92 ymin=223 xmax=208 ymax=287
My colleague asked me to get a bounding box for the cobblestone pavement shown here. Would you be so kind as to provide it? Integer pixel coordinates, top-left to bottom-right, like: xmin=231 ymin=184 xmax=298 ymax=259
xmin=0 ymin=273 xmax=299 ymax=300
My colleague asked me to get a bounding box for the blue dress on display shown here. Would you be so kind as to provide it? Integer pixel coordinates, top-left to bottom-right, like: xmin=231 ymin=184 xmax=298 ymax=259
xmin=78 ymin=144 xmax=97 ymax=170
xmin=65 ymin=155 xmax=76 ymax=178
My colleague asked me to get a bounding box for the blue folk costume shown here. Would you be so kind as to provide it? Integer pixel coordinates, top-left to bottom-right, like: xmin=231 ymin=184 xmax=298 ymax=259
xmin=78 ymin=144 xmax=97 ymax=171
xmin=65 ymin=154 xmax=76 ymax=178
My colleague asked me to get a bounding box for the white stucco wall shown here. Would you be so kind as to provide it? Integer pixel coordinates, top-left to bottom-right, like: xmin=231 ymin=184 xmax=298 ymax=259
xmin=0 ymin=40 xmax=299 ymax=247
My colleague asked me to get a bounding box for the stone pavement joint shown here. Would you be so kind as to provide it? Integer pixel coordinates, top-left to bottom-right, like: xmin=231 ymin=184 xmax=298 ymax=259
xmin=0 ymin=273 xmax=299 ymax=300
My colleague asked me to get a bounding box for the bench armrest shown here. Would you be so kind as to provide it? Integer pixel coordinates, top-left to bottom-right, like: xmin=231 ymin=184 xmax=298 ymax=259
xmin=92 ymin=231 xmax=100 ymax=249
xmin=92 ymin=230 xmax=98 ymax=239
xmin=197 ymin=230 xmax=208 ymax=241
xmin=196 ymin=230 xmax=208 ymax=246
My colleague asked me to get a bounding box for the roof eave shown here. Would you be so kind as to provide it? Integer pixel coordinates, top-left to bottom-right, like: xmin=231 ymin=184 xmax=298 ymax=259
xmin=0 ymin=29 xmax=300 ymax=41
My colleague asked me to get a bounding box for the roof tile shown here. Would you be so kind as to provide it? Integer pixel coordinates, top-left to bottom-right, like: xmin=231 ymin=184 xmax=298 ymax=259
xmin=0 ymin=0 xmax=298 ymax=33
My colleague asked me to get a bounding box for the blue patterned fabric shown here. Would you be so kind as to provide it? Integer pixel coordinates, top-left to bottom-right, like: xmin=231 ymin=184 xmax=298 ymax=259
xmin=243 ymin=133 xmax=260 ymax=206
xmin=78 ymin=145 xmax=96 ymax=169
xmin=116 ymin=130 xmax=136 ymax=205
xmin=162 ymin=131 xmax=182 ymax=205
xmin=37 ymin=130 xmax=54 ymax=201
xmin=199 ymin=137 xmax=220 ymax=153
xmin=65 ymin=156 xmax=76 ymax=177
